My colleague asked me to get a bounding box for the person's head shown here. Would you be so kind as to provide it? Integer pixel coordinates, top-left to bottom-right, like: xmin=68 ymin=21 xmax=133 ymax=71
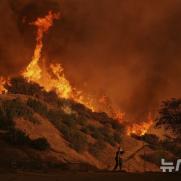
xmin=118 ymin=145 xmax=123 ymax=152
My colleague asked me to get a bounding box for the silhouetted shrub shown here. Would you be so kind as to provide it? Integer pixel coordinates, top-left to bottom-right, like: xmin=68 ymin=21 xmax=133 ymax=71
xmin=5 ymin=129 xmax=49 ymax=150
xmin=5 ymin=129 xmax=30 ymax=145
xmin=98 ymin=127 xmax=116 ymax=146
xmin=43 ymin=90 xmax=59 ymax=105
xmin=5 ymin=98 xmax=32 ymax=119
xmin=105 ymin=135 xmax=116 ymax=146
xmin=156 ymin=98 xmax=181 ymax=135
xmin=89 ymin=140 xmax=106 ymax=157
xmin=59 ymin=123 xmax=69 ymax=136
xmin=75 ymin=116 xmax=88 ymax=126
xmin=31 ymin=138 xmax=50 ymax=150
xmin=1 ymin=98 xmax=39 ymax=125
xmin=27 ymin=99 xmax=70 ymax=130
xmin=87 ymin=125 xmax=103 ymax=140
xmin=71 ymin=102 xmax=92 ymax=119
xmin=132 ymin=134 xmax=160 ymax=146
xmin=69 ymin=130 xmax=88 ymax=152
xmin=84 ymin=125 xmax=117 ymax=146
xmin=62 ymin=114 xmax=77 ymax=128
xmin=142 ymin=134 xmax=159 ymax=145
xmin=47 ymin=109 xmax=64 ymax=121
xmin=27 ymin=98 xmax=48 ymax=117
xmin=6 ymin=77 xmax=44 ymax=97
xmin=60 ymin=124 xmax=88 ymax=152
xmin=81 ymin=127 xmax=90 ymax=134
xmin=111 ymin=120 xmax=123 ymax=132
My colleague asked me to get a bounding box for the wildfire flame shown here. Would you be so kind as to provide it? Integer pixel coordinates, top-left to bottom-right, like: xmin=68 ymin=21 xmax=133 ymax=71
xmin=114 ymin=111 xmax=126 ymax=123
xmin=98 ymin=95 xmax=125 ymax=122
xmin=1 ymin=11 xmax=154 ymax=138
xmin=73 ymin=90 xmax=95 ymax=111
xmin=23 ymin=11 xmax=60 ymax=82
xmin=127 ymin=114 xmax=154 ymax=136
xmin=22 ymin=11 xmax=95 ymax=109
xmin=23 ymin=11 xmax=73 ymax=99
xmin=0 ymin=77 xmax=7 ymax=94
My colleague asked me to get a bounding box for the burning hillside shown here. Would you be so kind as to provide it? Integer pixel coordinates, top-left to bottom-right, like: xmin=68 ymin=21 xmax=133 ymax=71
xmin=0 ymin=75 xmax=124 ymax=169
xmin=0 ymin=11 xmax=155 ymax=137
xmin=0 ymin=1 xmax=181 ymax=175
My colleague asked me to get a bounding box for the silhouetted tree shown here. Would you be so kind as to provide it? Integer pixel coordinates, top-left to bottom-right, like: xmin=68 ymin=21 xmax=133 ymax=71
xmin=156 ymin=98 xmax=181 ymax=136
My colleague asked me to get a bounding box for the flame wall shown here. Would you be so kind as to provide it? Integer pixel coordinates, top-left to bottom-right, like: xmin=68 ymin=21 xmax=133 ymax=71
xmin=0 ymin=0 xmax=181 ymax=121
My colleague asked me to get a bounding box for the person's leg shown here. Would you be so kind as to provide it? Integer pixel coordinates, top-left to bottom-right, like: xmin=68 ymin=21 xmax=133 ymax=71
xmin=113 ymin=160 xmax=118 ymax=170
xmin=119 ymin=159 xmax=122 ymax=171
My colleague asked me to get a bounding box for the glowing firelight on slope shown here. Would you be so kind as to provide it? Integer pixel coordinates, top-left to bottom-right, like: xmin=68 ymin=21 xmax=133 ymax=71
xmin=127 ymin=114 xmax=154 ymax=136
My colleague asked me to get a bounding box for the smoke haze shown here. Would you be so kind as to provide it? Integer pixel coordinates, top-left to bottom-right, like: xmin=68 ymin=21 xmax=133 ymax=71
xmin=0 ymin=0 xmax=181 ymax=121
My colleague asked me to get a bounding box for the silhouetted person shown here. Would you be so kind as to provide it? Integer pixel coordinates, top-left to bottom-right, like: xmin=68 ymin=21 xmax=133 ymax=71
xmin=113 ymin=146 xmax=124 ymax=171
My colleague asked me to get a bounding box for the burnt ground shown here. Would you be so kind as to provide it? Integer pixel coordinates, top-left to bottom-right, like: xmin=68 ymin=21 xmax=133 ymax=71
xmin=0 ymin=171 xmax=180 ymax=181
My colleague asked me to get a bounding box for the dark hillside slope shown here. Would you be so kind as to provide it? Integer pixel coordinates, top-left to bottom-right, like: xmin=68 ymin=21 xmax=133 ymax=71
xmin=0 ymin=77 xmax=123 ymax=170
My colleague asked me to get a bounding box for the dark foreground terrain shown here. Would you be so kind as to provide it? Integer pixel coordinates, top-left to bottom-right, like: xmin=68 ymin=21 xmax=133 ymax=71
xmin=0 ymin=171 xmax=180 ymax=181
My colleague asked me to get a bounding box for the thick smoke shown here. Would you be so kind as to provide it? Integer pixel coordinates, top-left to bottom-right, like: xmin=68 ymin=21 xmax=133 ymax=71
xmin=0 ymin=0 xmax=181 ymax=121
xmin=0 ymin=0 xmax=30 ymax=76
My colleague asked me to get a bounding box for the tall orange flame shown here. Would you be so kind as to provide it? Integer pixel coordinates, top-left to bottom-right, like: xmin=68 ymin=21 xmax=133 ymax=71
xmin=23 ymin=11 xmax=58 ymax=81
xmin=23 ymin=11 xmax=73 ymax=98
xmin=23 ymin=11 xmax=60 ymax=82
xmin=22 ymin=11 xmax=95 ymax=107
